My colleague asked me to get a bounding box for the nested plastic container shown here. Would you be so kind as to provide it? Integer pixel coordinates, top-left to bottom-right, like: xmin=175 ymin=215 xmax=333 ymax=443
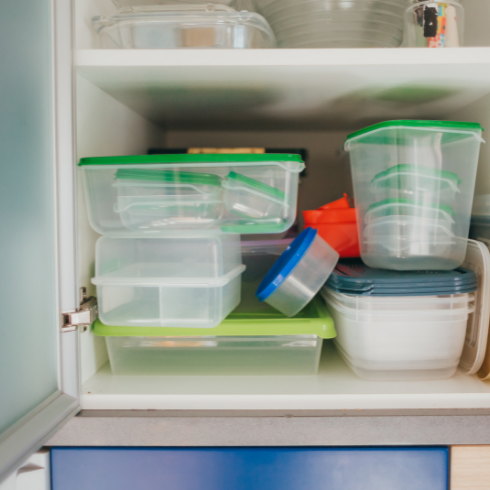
xmin=91 ymin=233 xmax=245 ymax=328
xmin=404 ymin=0 xmax=463 ymax=48
xmin=256 ymin=227 xmax=339 ymax=317
xmin=92 ymin=5 xmax=276 ymax=49
xmin=79 ymin=154 xmax=304 ymax=235
xmin=345 ymin=120 xmax=484 ymax=270
xmin=322 ymin=287 xmax=475 ymax=381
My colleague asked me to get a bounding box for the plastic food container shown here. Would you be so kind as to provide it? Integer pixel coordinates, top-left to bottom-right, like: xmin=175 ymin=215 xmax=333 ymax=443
xmin=91 ymin=233 xmax=245 ymax=328
xmin=256 ymin=227 xmax=339 ymax=317
xmin=92 ymin=5 xmax=276 ymax=49
xmin=93 ymin=295 xmax=334 ymax=376
xmin=302 ymin=194 xmax=360 ymax=258
xmin=79 ymin=154 xmax=304 ymax=235
xmin=404 ymin=0 xmax=463 ymax=48
xmin=345 ymin=120 xmax=484 ymax=270
xmin=323 ymin=287 xmax=475 ymax=381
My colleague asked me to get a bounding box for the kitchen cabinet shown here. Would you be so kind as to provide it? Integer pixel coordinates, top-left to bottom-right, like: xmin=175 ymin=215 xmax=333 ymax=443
xmin=3 ymin=0 xmax=490 ymax=485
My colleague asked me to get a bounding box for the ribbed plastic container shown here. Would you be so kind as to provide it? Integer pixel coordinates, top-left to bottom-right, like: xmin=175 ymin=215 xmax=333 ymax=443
xmin=92 ymin=233 xmax=245 ymax=328
xmin=345 ymin=120 xmax=484 ymax=270
xmin=79 ymin=154 xmax=304 ymax=235
xmin=252 ymin=0 xmax=405 ymax=48
xmin=322 ymin=287 xmax=474 ymax=380
xmin=93 ymin=5 xmax=276 ymax=49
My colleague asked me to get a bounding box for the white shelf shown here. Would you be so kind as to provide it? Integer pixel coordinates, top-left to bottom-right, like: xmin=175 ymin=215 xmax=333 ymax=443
xmin=76 ymin=48 xmax=490 ymax=130
xmin=81 ymin=342 xmax=490 ymax=411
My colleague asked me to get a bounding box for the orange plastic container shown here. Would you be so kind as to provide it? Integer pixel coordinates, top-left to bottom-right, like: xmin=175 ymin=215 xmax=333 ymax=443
xmin=303 ymin=194 xmax=360 ymax=258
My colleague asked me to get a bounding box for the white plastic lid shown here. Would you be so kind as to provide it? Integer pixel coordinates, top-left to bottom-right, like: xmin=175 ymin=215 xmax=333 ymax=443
xmin=458 ymin=239 xmax=490 ymax=374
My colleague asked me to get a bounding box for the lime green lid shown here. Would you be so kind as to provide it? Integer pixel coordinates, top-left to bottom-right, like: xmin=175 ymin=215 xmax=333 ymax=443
xmin=367 ymin=198 xmax=455 ymax=216
xmin=345 ymin=120 xmax=484 ymax=148
xmin=78 ymin=153 xmax=304 ymax=167
xmin=371 ymin=164 xmax=461 ymax=187
xmin=225 ymin=171 xmax=285 ymax=200
xmin=93 ymin=297 xmax=336 ymax=339
xmin=115 ymin=169 xmax=222 ymax=187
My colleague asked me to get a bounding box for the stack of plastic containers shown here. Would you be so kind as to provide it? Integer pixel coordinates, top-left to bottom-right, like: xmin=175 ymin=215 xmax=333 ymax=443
xmin=250 ymin=0 xmax=406 ymax=48
xmin=92 ymin=1 xmax=276 ymax=49
xmin=81 ymin=153 xmax=337 ymax=376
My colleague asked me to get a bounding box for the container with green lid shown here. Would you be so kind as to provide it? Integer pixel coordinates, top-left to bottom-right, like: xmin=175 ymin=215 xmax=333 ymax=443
xmin=344 ymin=120 xmax=484 ymax=270
xmin=79 ymin=153 xmax=304 ymax=235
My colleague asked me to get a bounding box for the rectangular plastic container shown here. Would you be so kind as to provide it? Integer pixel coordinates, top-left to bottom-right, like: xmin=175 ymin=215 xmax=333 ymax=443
xmin=79 ymin=154 xmax=304 ymax=235
xmin=92 ymin=5 xmax=276 ymax=49
xmin=92 ymin=233 xmax=245 ymax=328
xmin=322 ymin=287 xmax=474 ymax=381
xmin=345 ymin=120 xmax=484 ymax=270
xmin=94 ymin=297 xmax=335 ymax=376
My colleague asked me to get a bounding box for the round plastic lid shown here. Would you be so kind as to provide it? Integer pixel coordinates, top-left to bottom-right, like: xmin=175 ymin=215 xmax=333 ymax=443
xmin=256 ymin=227 xmax=317 ymax=301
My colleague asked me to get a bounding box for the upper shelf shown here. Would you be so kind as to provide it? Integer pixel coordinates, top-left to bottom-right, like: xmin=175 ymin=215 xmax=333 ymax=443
xmin=77 ymin=48 xmax=490 ymax=131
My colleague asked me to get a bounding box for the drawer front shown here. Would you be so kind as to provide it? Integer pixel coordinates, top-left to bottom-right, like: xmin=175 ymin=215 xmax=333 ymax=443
xmin=51 ymin=447 xmax=448 ymax=490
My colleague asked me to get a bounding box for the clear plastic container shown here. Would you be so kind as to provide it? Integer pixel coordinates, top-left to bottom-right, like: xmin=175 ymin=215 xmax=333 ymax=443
xmin=404 ymin=0 xmax=464 ymax=48
xmin=322 ymin=287 xmax=474 ymax=381
xmin=345 ymin=120 xmax=484 ymax=270
xmin=257 ymin=228 xmax=339 ymax=317
xmin=91 ymin=233 xmax=245 ymax=328
xmin=92 ymin=5 xmax=276 ymax=49
xmin=79 ymin=154 xmax=304 ymax=235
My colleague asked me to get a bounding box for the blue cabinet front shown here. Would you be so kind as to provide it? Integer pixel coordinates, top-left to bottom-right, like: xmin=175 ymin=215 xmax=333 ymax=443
xmin=51 ymin=447 xmax=448 ymax=490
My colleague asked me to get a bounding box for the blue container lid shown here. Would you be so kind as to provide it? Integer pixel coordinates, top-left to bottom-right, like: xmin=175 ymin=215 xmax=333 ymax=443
xmin=256 ymin=227 xmax=317 ymax=302
xmin=326 ymin=283 xmax=478 ymax=297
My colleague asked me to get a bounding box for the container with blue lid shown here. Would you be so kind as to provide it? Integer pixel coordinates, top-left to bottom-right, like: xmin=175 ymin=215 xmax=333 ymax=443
xmin=256 ymin=227 xmax=339 ymax=317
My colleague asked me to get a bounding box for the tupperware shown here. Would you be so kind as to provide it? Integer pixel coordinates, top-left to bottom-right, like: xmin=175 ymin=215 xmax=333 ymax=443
xmin=323 ymin=287 xmax=475 ymax=381
xmin=93 ymin=296 xmax=335 ymax=376
xmin=345 ymin=120 xmax=484 ymax=270
xmin=92 ymin=4 xmax=276 ymax=49
xmin=79 ymin=154 xmax=304 ymax=235
xmin=302 ymin=194 xmax=360 ymax=258
xmin=256 ymin=227 xmax=339 ymax=317
xmin=91 ymin=233 xmax=245 ymax=328
xmin=404 ymin=0 xmax=463 ymax=48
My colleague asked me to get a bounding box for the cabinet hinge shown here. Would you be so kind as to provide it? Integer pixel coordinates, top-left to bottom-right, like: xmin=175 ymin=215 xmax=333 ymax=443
xmin=61 ymin=287 xmax=98 ymax=333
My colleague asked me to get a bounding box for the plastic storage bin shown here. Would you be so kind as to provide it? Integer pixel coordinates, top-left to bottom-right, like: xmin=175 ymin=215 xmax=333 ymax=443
xmin=92 ymin=233 xmax=245 ymax=328
xmin=93 ymin=297 xmax=335 ymax=375
xmin=79 ymin=154 xmax=304 ymax=235
xmin=404 ymin=0 xmax=463 ymax=48
xmin=92 ymin=5 xmax=276 ymax=49
xmin=302 ymin=194 xmax=360 ymax=258
xmin=345 ymin=120 xmax=484 ymax=270
xmin=257 ymin=228 xmax=339 ymax=317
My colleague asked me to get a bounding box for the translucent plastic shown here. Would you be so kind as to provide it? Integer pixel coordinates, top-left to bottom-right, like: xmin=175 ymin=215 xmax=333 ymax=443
xmin=346 ymin=122 xmax=483 ymax=270
xmin=404 ymin=0 xmax=464 ymax=48
xmin=323 ymin=289 xmax=473 ymax=380
xmin=251 ymin=0 xmax=405 ymax=48
xmin=92 ymin=233 xmax=245 ymax=328
xmin=264 ymin=234 xmax=339 ymax=317
xmin=80 ymin=157 xmax=303 ymax=235
xmin=105 ymin=335 xmax=323 ymax=375
xmin=92 ymin=8 xmax=276 ymax=49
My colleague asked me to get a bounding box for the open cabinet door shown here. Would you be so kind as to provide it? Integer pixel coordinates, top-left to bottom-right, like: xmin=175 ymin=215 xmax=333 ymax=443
xmin=0 ymin=0 xmax=80 ymax=482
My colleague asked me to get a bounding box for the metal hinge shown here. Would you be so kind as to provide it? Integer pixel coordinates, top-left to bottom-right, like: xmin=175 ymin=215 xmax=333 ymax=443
xmin=61 ymin=287 xmax=98 ymax=333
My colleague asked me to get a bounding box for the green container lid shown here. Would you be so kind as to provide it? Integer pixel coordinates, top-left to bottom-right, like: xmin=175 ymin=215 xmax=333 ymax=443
xmin=224 ymin=171 xmax=285 ymax=200
xmin=78 ymin=153 xmax=305 ymax=171
xmin=115 ymin=169 xmax=222 ymax=187
xmin=367 ymin=198 xmax=455 ymax=217
xmin=345 ymin=120 xmax=484 ymax=149
xmin=93 ymin=297 xmax=336 ymax=339
xmin=371 ymin=164 xmax=461 ymax=189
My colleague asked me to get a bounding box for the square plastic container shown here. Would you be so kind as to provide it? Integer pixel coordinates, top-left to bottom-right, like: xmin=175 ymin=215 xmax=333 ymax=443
xmin=79 ymin=154 xmax=304 ymax=235
xmin=92 ymin=233 xmax=245 ymax=328
xmin=92 ymin=5 xmax=276 ymax=49
xmin=322 ymin=287 xmax=474 ymax=381
xmin=345 ymin=120 xmax=484 ymax=270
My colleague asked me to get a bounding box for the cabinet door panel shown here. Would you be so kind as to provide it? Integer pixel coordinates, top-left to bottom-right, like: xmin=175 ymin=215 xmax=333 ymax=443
xmin=51 ymin=447 xmax=448 ymax=490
